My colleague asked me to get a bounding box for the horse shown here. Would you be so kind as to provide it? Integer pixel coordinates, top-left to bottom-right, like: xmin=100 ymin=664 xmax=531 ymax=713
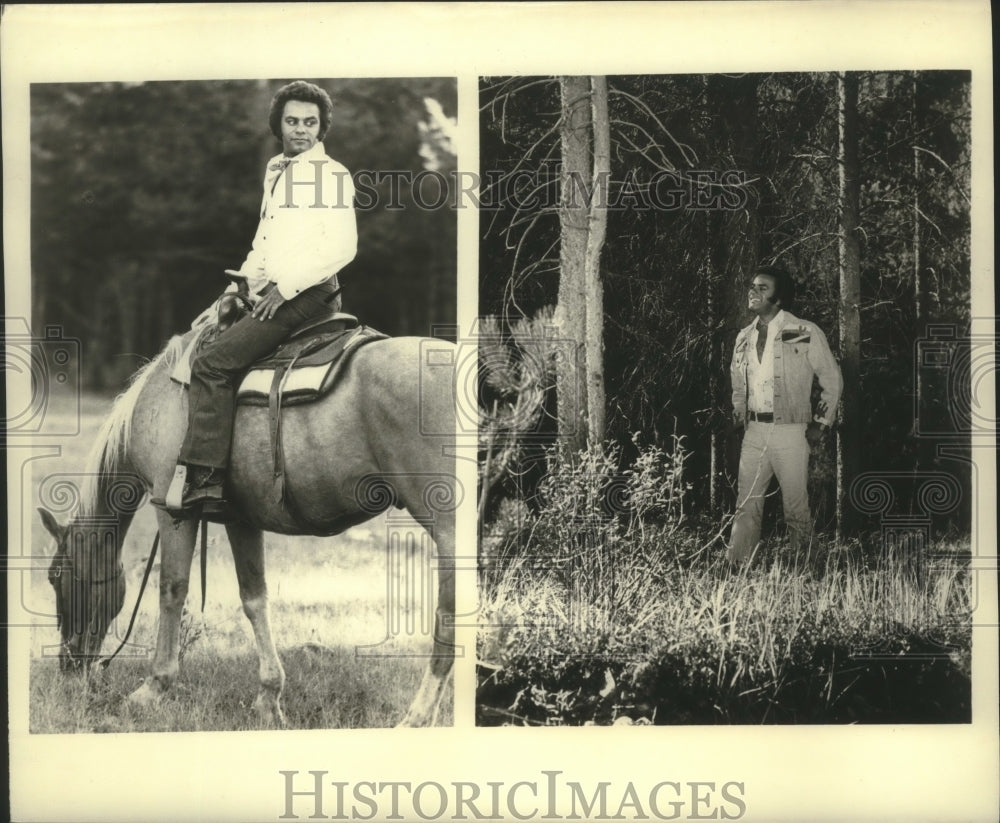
xmin=39 ymin=324 xmax=457 ymax=728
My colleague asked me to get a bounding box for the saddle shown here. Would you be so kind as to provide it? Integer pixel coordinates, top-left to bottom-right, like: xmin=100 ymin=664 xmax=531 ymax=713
xmin=234 ymin=315 xmax=386 ymax=406
xmin=168 ymin=286 xmax=387 ymax=526
xmin=172 ymin=296 xmax=387 ymax=405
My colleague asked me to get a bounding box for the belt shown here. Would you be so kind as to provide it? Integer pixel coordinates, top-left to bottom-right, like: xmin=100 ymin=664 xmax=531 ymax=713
xmin=748 ymin=411 xmax=774 ymax=422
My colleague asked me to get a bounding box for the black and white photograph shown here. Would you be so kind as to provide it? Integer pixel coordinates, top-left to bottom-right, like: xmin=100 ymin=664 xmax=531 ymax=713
xmin=3 ymin=3 xmax=996 ymax=823
xmin=476 ymin=71 xmax=977 ymax=726
xmin=22 ymin=76 xmax=459 ymax=731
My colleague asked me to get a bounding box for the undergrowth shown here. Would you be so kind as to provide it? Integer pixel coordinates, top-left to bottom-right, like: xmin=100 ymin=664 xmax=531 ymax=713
xmin=478 ymin=442 xmax=972 ymax=726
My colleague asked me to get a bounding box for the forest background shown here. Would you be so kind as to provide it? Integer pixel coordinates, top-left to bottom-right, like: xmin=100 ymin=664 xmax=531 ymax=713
xmin=478 ymin=71 xmax=974 ymax=537
xmin=30 ymin=77 xmax=458 ymax=390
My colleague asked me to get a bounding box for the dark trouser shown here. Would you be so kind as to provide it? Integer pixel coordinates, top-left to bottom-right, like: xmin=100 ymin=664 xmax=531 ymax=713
xmin=179 ymin=282 xmax=337 ymax=470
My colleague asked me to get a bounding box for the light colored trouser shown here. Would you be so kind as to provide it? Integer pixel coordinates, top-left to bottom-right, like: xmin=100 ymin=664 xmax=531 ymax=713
xmin=728 ymin=421 xmax=812 ymax=562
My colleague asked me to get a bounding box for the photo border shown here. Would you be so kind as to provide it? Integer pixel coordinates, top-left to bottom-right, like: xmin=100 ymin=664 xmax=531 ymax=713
xmin=4 ymin=3 xmax=996 ymax=822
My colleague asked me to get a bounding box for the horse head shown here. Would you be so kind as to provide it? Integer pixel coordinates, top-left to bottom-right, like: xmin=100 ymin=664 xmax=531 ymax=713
xmin=40 ymin=508 xmax=126 ymax=673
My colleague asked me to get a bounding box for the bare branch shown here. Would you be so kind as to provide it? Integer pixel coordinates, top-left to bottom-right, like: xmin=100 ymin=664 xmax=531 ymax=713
xmin=609 ymin=87 xmax=700 ymax=166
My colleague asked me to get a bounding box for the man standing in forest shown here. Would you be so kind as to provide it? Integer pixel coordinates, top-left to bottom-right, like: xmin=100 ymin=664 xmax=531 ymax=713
xmin=166 ymin=80 xmax=357 ymax=516
xmin=727 ymin=266 xmax=842 ymax=566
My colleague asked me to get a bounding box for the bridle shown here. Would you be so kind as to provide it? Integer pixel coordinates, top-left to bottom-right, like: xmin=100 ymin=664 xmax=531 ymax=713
xmin=51 ymin=525 xmax=204 ymax=671
xmin=49 ymin=559 xmax=124 ymax=586
xmin=50 ymin=537 xmax=130 ymax=668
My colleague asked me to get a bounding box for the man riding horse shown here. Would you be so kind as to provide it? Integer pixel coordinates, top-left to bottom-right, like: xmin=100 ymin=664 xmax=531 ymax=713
xmin=168 ymin=80 xmax=357 ymax=518
xmin=40 ymin=80 xmax=456 ymax=727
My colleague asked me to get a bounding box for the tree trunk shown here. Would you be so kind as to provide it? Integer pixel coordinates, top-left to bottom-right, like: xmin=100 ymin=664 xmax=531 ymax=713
xmin=117 ymin=263 xmax=138 ymax=357
xmin=912 ymin=72 xmax=924 ymax=330
xmin=713 ymin=75 xmax=763 ymax=333
xmin=911 ymin=71 xmax=939 ymax=480
xmin=584 ymin=76 xmax=609 ymax=447
xmin=158 ymin=274 xmax=175 ymax=349
xmin=257 ymin=79 xmax=276 ymax=167
xmin=707 ymin=211 xmax=720 ymax=513
xmin=708 ymin=74 xmax=762 ymax=510
xmin=836 ymin=72 xmax=862 ymax=540
xmin=555 ymin=75 xmax=592 ymax=454
xmin=913 ymin=70 xmax=924 ymax=471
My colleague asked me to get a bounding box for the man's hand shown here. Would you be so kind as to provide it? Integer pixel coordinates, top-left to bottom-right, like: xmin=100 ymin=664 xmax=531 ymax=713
xmin=251 ymin=286 xmax=287 ymax=321
xmin=806 ymin=422 xmax=828 ymax=447
xmin=731 ymin=411 xmax=745 ymax=433
xmin=808 ymin=400 xmax=832 ymax=446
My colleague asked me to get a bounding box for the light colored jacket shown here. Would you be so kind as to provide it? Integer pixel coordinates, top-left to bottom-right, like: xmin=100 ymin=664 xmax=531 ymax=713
xmin=730 ymin=310 xmax=843 ymax=425
xmin=238 ymin=141 xmax=358 ymax=300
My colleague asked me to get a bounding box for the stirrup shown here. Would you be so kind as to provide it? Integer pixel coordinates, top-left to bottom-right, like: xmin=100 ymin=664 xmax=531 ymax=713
xmin=150 ymin=465 xmax=197 ymax=516
xmin=150 ymin=464 xmax=227 ymax=520
xmin=165 ymin=464 xmax=188 ymax=510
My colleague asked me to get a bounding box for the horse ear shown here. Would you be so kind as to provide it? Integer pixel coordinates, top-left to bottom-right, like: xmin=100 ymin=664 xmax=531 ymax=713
xmin=38 ymin=508 xmax=66 ymax=542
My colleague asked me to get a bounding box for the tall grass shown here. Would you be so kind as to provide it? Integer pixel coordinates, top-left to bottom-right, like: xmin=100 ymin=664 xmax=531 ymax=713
xmin=478 ymin=443 xmax=971 ymax=725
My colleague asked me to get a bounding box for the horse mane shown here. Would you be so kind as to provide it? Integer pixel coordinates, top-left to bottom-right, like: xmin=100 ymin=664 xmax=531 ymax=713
xmin=78 ymin=335 xmax=187 ymax=516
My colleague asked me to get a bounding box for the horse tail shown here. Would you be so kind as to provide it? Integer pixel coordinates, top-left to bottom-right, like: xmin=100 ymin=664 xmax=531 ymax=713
xmin=78 ymin=336 xmax=186 ymax=516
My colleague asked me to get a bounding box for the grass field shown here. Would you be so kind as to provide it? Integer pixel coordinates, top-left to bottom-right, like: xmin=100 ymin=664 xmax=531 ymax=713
xmin=477 ymin=445 xmax=972 ymax=726
xmin=27 ymin=393 xmax=452 ymax=732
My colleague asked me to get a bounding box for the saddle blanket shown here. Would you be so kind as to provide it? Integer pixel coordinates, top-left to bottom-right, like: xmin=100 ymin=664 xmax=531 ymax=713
xmin=170 ymin=314 xmax=386 ymax=405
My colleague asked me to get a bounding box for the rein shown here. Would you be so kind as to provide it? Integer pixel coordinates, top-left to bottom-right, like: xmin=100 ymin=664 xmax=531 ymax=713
xmin=100 ymin=531 xmax=158 ymax=669
xmin=100 ymin=520 xmax=209 ymax=670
